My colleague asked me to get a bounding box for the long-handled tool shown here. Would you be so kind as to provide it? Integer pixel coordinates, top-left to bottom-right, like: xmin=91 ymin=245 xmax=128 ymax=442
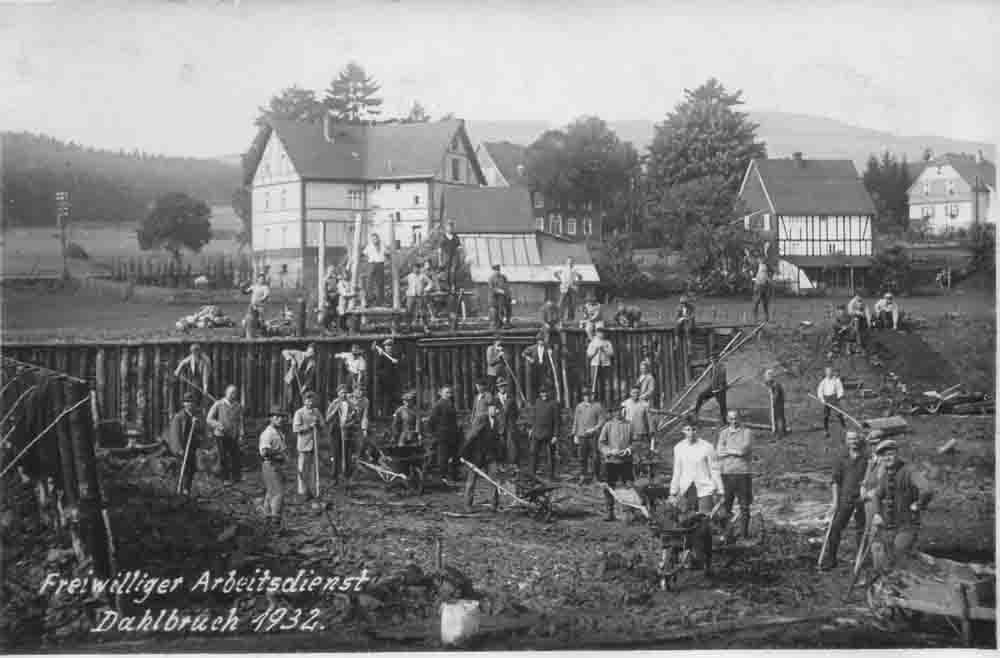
xmin=500 ymin=353 xmax=526 ymax=406
xmin=546 ymin=349 xmax=561 ymax=404
xmin=177 ymin=417 xmax=197 ymax=495
xmin=817 ymin=512 xmax=835 ymax=568
xmin=459 ymin=458 xmax=529 ymax=507
xmin=171 ymin=372 xmax=217 ymax=404
xmin=313 ymin=426 xmax=320 ymax=497
xmin=0 ymin=395 xmax=89 ymax=479
xmin=844 ymin=524 xmax=875 ymax=601
xmin=807 ymin=394 xmax=864 ymax=428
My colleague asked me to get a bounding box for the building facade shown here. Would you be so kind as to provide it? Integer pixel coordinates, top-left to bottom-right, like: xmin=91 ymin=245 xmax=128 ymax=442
xmin=906 ymin=152 xmax=996 ymax=235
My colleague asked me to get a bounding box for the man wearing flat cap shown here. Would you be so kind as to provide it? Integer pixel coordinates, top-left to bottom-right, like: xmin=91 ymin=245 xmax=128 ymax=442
xmin=527 ymin=386 xmax=561 ymax=480
xmin=326 ymin=384 xmax=359 ymax=483
xmin=820 ymin=431 xmax=869 ymax=569
xmin=373 ymin=336 xmax=402 ymax=416
xmin=258 ymin=407 xmax=288 ymax=529
xmin=391 ymin=391 xmax=421 ymax=447
xmin=488 ymin=264 xmax=511 ymax=329
xmin=167 ymin=391 xmax=205 ymax=496
xmin=864 ymin=440 xmax=933 ymax=572
xmin=763 ymin=369 xmax=787 ymax=438
xmin=292 ymin=390 xmax=325 ymax=500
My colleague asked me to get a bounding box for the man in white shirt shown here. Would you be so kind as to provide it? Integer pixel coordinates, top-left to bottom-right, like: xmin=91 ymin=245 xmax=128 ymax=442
xmin=206 ymin=385 xmax=244 ymax=484
xmin=404 ymin=263 xmax=431 ymax=329
xmin=335 ymin=344 xmax=367 ymax=389
xmin=292 ymin=391 xmax=325 ymax=500
xmin=873 ymin=292 xmax=901 ymax=330
xmin=553 ymin=257 xmax=583 ymax=322
xmin=363 ymin=233 xmax=386 ymax=306
xmin=847 ymin=292 xmax=871 ymax=349
xmin=174 ymin=343 xmax=212 ymax=401
xmin=245 ymin=272 xmax=271 ymax=335
xmin=751 ymin=259 xmax=772 ymax=322
xmin=586 ymin=327 xmax=614 ymax=398
xmin=816 ymin=366 xmax=846 ymax=437
xmin=670 ymin=419 xmax=724 ymax=513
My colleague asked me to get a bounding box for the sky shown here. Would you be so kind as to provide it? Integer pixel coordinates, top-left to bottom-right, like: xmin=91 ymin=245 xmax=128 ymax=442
xmin=1 ymin=0 xmax=997 ymax=158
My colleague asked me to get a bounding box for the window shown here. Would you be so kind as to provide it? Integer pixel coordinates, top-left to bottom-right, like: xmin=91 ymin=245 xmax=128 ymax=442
xmin=413 ymin=195 xmax=421 ymax=205
xmin=748 ymin=213 xmax=765 ymax=230
xmin=279 ymin=152 xmax=288 ymax=175
xmin=922 ymin=182 xmax=930 ymax=196
xmin=535 ymin=216 xmax=545 ymax=231
xmin=567 ymin=217 xmax=577 ymax=235
xmin=451 ymin=158 xmax=461 ymax=182
xmin=946 ymin=181 xmax=956 ymax=196
xmin=395 ymin=211 xmax=402 ymax=222
xmin=395 ymin=183 xmax=401 ymax=191
xmin=586 ymin=201 xmax=593 ymax=211
xmin=280 ymin=226 xmax=288 ymax=248
xmin=280 ymin=189 xmax=287 ymax=209
xmin=583 ymin=217 xmax=593 ymax=236
xmin=264 ymin=192 xmax=270 ymax=210
xmin=921 ymin=206 xmax=934 ymax=218
xmin=549 ymin=214 xmax=563 ymax=234
xmin=348 ymin=190 xmax=363 ymax=209
xmin=533 ymin=192 xmax=544 ymax=209
xmin=412 ymin=227 xmax=423 ymax=245
xmin=948 ymin=204 xmax=960 ymax=218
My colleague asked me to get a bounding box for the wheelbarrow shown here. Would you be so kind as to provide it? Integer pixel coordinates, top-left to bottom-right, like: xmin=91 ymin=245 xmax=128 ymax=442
xmin=358 ymin=445 xmax=428 ymax=495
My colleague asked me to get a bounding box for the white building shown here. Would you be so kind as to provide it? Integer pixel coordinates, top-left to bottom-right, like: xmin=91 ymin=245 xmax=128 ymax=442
xmin=907 ymin=152 xmax=996 ymax=235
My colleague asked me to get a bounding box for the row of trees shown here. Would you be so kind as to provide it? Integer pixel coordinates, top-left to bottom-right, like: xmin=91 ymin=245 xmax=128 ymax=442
xmin=3 ymin=132 xmax=237 ymax=227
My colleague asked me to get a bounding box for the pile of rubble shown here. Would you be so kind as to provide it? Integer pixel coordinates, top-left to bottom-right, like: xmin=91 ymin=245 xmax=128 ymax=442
xmin=174 ymin=305 xmax=235 ymax=332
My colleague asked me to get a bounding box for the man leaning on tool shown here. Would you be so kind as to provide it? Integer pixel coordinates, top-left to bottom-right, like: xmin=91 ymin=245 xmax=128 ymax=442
xmin=460 ymin=401 xmax=503 ymax=513
xmin=716 ymin=410 xmax=753 ymax=540
xmin=167 ymin=392 xmax=204 ymax=496
xmin=820 ymin=431 xmax=868 ymax=570
xmin=598 ymin=405 xmax=635 ymax=522
xmin=206 ymin=385 xmax=244 ymax=484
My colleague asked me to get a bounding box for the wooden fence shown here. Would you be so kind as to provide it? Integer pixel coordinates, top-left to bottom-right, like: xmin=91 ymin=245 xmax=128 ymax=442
xmin=108 ymin=253 xmax=254 ymax=289
xmin=1 ymin=325 xmax=745 ymax=443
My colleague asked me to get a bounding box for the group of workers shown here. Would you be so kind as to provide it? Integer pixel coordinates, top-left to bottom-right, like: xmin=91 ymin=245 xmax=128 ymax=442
xmin=832 ymin=291 xmax=904 ymax=352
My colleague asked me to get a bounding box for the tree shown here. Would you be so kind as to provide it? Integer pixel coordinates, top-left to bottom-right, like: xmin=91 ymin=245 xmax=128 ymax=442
xmin=863 ymin=151 xmax=912 ymax=235
xmin=323 ymin=62 xmax=383 ymax=124
xmin=646 ymin=78 xmax=767 ymax=195
xmin=255 ymin=85 xmax=326 ymax=127
xmin=403 ymin=101 xmax=430 ymax=123
xmin=231 ymin=185 xmax=251 ymax=247
xmin=137 ymin=193 xmax=212 ymax=263
xmin=868 ymin=245 xmax=913 ymax=294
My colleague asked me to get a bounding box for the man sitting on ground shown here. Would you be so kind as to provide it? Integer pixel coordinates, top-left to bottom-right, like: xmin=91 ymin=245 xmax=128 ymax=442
xmin=873 ymin=292 xmax=902 ymax=330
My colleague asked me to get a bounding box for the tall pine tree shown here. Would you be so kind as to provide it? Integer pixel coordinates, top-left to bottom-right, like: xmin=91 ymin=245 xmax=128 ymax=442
xmin=862 ymin=151 xmax=912 ymax=235
xmin=323 ymin=62 xmax=383 ymax=124
xmin=255 ymin=85 xmax=326 ymax=127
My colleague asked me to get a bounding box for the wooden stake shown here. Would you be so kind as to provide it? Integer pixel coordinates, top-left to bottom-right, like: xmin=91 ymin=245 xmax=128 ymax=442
xmin=0 ymin=396 xmax=89 ymax=479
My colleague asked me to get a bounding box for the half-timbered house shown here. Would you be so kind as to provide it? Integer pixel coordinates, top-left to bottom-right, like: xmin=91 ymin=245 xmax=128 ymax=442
xmin=738 ymin=152 xmax=876 ymax=292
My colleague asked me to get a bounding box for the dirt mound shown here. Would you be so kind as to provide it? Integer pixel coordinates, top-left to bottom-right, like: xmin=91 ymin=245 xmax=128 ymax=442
xmin=868 ymin=331 xmax=957 ymax=390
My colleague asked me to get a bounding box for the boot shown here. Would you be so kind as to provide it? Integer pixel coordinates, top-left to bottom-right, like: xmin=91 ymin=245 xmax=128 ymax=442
xmin=604 ymin=497 xmax=616 ymax=522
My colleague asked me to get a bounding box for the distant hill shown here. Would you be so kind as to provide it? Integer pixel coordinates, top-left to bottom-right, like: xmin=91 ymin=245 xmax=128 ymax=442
xmin=466 ymin=112 xmax=996 ymax=171
xmin=3 ymin=132 xmax=240 ymax=227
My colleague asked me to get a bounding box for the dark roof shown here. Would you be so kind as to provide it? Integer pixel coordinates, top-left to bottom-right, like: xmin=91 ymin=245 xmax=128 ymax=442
xmin=248 ymin=118 xmax=485 ymax=182
xmin=784 ymin=255 xmax=873 ymax=268
xmin=905 ymin=161 xmax=927 ymax=184
xmin=440 ymin=187 xmax=536 ymax=233
xmin=480 ymin=141 xmax=529 ymax=186
xmin=752 ymin=158 xmax=876 ymax=216
xmin=939 ymin=153 xmax=996 ymax=190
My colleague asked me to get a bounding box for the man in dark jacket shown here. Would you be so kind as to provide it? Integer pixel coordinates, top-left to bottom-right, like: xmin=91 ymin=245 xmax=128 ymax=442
xmin=820 ymin=431 xmax=868 ymax=569
xmin=496 ymin=381 xmax=521 ymax=468
xmin=528 ymin=387 xmax=561 ymax=480
xmin=763 ymin=369 xmax=787 ymax=438
xmin=522 ymin=333 xmax=557 ymax=401
xmin=428 ymin=385 xmax=460 ymax=484
xmin=166 ymin=392 xmax=204 ymax=496
xmin=461 ymin=401 xmax=502 ymax=512
xmin=694 ymin=356 xmax=728 ymax=423
xmin=865 ymin=440 xmax=933 ymax=572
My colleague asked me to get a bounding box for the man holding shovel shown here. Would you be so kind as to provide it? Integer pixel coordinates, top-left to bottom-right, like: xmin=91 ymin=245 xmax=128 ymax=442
xmin=819 ymin=431 xmax=868 ymax=570
xmin=206 ymin=385 xmax=244 ymax=484
xmin=586 ymin=327 xmax=614 ymax=400
xmin=292 ymin=391 xmax=324 ymax=501
xmin=167 ymin=392 xmax=204 ymax=497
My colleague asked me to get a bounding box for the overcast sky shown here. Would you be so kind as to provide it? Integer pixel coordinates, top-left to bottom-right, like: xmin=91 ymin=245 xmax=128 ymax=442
xmin=1 ymin=0 xmax=997 ymax=158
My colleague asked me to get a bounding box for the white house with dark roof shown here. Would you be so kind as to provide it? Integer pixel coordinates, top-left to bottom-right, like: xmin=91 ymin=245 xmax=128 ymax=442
xmin=738 ymin=152 xmax=876 ymax=292
xmin=906 ymin=151 xmax=995 ymax=234
xmin=245 ymin=114 xmax=485 ymax=291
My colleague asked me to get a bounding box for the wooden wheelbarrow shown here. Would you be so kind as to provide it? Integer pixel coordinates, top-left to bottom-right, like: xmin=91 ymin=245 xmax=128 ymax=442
xmin=458 ymin=459 xmax=559 ymax=521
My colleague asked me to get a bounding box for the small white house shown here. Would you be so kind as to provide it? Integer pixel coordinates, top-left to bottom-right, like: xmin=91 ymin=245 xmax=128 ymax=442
xmin=907 ymin=152 xmax=995 ymax=234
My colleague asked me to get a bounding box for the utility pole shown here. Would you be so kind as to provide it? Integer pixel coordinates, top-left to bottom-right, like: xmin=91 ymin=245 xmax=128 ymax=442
xmin=55 ymin=191 xmax=70 ymax=279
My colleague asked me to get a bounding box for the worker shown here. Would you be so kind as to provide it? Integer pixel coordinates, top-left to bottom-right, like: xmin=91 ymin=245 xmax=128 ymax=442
xmin=613 ymin=301 xmax=642 ymax=329
xmin=636 ymin=361 xmax=656 ymax=405
xmin=439 ymin=219 xmax=463 ymax=292
xmin=428 ymin=385 xmax=460 ymax=485
xmin=622 ymin=385 xmax=652 ymax=452
xmin=716 ymin=410 xmax=753 ymax=540
xmin=485 ymin=336 xmax=508 ymax=392
xmin=598 ymin=405 xmax=635 ymax=522
xmin=669 ymin=416 xmax=724 ymax=514
xmin=763 ymin=368 xmax=787 ymax=438
xmin=335 ymin=273 xmax=355 ymax=332
xmin=693 ymin=355 xmax=728 ymax=423
xmin=819 ymin=431 xmax=868 ymax=570
xmin=174 ymin=343 xmax=212 ymax=401
xmin=325 ymin=385 xmax=358 ymax=484
xmin=258 ymin=406 xmax=288 ymax=531
xmin=522 ymin=332 xmax=556 ymax=401
xmin=581 ymin=293 xmax=604 ymax=340
xmin=572 ymin=388 xmax=606 ymax=484
xmin=373 ymin=336 xmax=402 ymax=417
xmin=470 ymin=378 xmax=494 ymax=424
xmin=528 ymin=387 xmax=561 ymax=481
xmin=363 ymin=232 xmax=387 ymax=306
xmin=205 ymin=384 xmax=244 ymax=485
xmin=554 ymin=256 xmax=583 ymax=323
xmin=864 ymin=440 xmax=933 ymax=573
xmin=335 ymin=344 xmax=367 ymax=389
xmin=352 ymin=383 xmax=372 ymax=463
xmin=391 ymin=391 xmax=421 ymax=447
xmin=676 ymin=294 xmax=696 ymax=335
xmin=320 ymin=266 xmax=340 ymax=331
xmin=585 ymin=327 xmax=614 ymax=399
xmin=873 ymin=292 xmax=902 ymax=330
xmin=281 ymin=343 xmax=316 ymax=411
xmin=292 ymin=391 xmax=324 ymax=501
xmin=831 ymin=304 xmax=853 ymax=353
xmin=847 ymin=292 xmax=871 ymax=350
xmin=816 ymin=366 xmax=847 ymax=438
xmin=488 ymin=264 xmax=512 ymax=329
xmin=460 ymin=401 xmax=503 ymax=513
xmin=751 ymin=260 xmax=771 ymax=322
xmin=496 ymin=381 xmax=521 ymax=468
xmin=640 ymin=343 xmax=661 ymax=386
xmin=404 ymin=262 xmax=431 ymax=331
xmin=245 ymin=272 xmax=271 ymax=336
xmin=539 ymin=299 xmax=561 ymax=334
xmin=166 ymin=391 xmax=204 ymax=497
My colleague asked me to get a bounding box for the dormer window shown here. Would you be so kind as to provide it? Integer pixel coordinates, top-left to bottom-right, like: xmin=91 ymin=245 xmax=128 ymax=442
xmin=922 ymin=182 xmax=930 ymax=196
xmin=946 ymin=181 xmax=956 ymax=195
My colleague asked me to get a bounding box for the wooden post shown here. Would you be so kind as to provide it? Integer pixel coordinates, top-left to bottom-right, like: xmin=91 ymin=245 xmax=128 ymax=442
xmin=317 ymin=222 xmax=327 ymax=308
xmin=389 ymin=214 xmax=400 ymax=311
xmin=350 ymin=212 xmax=363 ymax=294
xmin=94 ymin=348 xmax=106 ymax=426
xmin=136 ymin=347 xmax=147 ymax=438
xmin=954 ymin=583 xmax=973 ymax=646
xmin=118 ymin=346 xmax=129 ymax=426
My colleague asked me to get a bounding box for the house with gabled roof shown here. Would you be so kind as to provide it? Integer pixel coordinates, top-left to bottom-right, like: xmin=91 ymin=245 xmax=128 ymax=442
xmin=244 ymin=114 xmax=485 ymax=292
xmin=438 ymin=185 xmax=599 ymax=305
xmin=906 ymin=151 xmax=995 ymax=234
xmin=738 ymin=152 xmax=877 ymax=292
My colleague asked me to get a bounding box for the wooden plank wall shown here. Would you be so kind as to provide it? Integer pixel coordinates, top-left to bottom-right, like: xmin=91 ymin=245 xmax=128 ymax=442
xmin=2 ymin=325 xmax=745 ymax=441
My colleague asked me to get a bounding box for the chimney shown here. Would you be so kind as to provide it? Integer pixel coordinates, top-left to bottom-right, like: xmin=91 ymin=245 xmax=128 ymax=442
xmin=792 ymin=151 xmax=804 ymax=167
xmin=976 ymin=149 xmax=985 ymax=164
xmin=516 ymin=164 xmax=525 ymax=177
xmin=323 ymin=112 xmax=334 ymax=143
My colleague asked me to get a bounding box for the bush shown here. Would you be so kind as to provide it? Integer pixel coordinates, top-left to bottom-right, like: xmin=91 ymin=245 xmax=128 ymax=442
xmin=968 ymin=224 xmax=995 ymax=278
xmin=868 ymin=245 xmax=913 ymax=294
xmin=64 ymin=241 xmax=89 ymax=260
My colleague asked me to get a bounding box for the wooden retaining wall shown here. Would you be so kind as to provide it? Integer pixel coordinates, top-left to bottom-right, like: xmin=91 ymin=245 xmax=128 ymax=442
xmin=1 ymin=325 xmax=745 ymax=442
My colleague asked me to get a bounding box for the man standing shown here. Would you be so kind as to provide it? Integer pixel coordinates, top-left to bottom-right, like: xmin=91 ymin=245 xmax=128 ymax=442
xmin=404 ymin=262 xmax=431 ymax=330
xmin=470 ymin=378 xmax=494 ymax=424
xmin=636 ymin=361 xmax=656 ymax=405
xmin=352 ymin=383 xmax=372 ymax=459
xmin=752 ymin=259 xmax=771 ymax=322
xmin=763 ymin=369 xmax=787 ymax=438
xmin=174 ymin=343 xmax=212 ymax=401
xmin=282 ymin=343 xmax=316 ymax=411
xmin=572 ymin=388 xmax=605 ymax=483
xmin=622 ymin=386 xmax=652 ymax=451
xmin=716 ymin=410 xmax=753 ymax=540
xmin=676 ymin=294 xmax=696 ymax=335
xmin=167 ymin=392 xmax=204 ymax=496
xmin=528 ymin=387 xmax=561 ymax=480
xmin=873 ymin=292 xmax=901 ymax=330
xmin=206 ymin=385 xmax=244 ymax=484
xmin=245 ymin=272 xmax=271 ymax=336
xmin=613 ymin=301 xmax=642 ymax=329
xmin=258 ymin=407 xmax=288 ymax=531
xmin=816 ymin=366 xmax=846 ymax=438
xmin=820 ymin=431 xmax=868 ymax=570
xmin=553 ymin=257 xmax=583 ymax=322
xmin=496 ymin=381 xmax=521 ymax=468
xmin=847 ymin=292 xmax=871 ymax=350
xmin=522 ymin=333 xmax=555 ymax=401
xmin=693 ymin=356 xmax=728 ymax=423
xmin=335 ymin=344 xmax=367 ymax=390
xmin=864 ymin=440 xmax=933 ymax=572
xmin=292 ymin=391 xmax=324 ymax=500
xmin=461 ymin=401 xmax=503 ymax=512
xmin=582 ymin=294 xmax=604 ymax=340
xmin=586 ymin=327 xmax=614 ymax=398
xmin=439 ymin=220 xmax=463 ymax=292
xmin=364 ymin=232 xmax=386 ymax=306
xmin=488 ymin=264 xmax=512 ymax=329
xmin=669 ymin=418 xmax=724 ymax=513
xmin=485 ymin=336 xmax=508 ymax=392
xmin=598 ymin=406 xmax=634 ymax=522
xmin=391 ymin=391 xmax=421 ymax=446
xmin=428 ymin=386 xmax=460 ymax=484
xmin=320 ymin=266 xmax=340 ymax=331
xmin=539 ymin=299 xmax=561 ymax=334
xmin=373 ymin=337 xmax=402 ymax=417
xmin=325 ymin=385 xmax=358 ymax=484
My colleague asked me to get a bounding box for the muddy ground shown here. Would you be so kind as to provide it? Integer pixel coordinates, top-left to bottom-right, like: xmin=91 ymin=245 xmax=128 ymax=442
xmin=1 ymin=301 xmax=996 ymax=650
